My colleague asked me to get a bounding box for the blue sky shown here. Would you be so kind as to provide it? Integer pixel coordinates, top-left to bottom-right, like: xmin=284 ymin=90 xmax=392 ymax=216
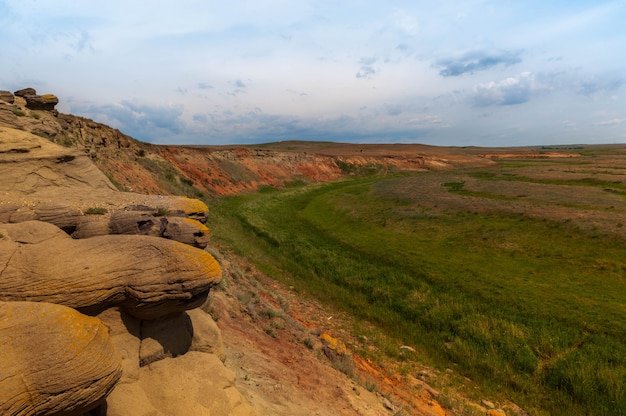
xmin=1 ymin=0 xmax=625 ymax=146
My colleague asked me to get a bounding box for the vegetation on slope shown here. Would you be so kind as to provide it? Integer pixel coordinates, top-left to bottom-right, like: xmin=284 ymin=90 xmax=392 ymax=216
xmin=210 ymin=157 xmax=626 ymax=415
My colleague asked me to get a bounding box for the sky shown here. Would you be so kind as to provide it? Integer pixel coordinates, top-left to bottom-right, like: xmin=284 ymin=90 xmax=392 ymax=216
xmin=1 ymin=0 xmax=625 ymax=147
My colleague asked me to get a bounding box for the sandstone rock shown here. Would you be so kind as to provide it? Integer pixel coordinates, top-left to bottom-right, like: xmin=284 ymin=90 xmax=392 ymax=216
xmin=487 ymin=410 xmax=506 ymax=416
xmin=163 ymin=216 xmax=211 ymax=248
xmin=97 ymin=308 xmax=142 ymax=384
xmin=138 ymin=309 xmax=226 ymax=366
xmin=0 ymin=301 xmax=122 ymax=416
xmin=320 ymin=332 xmax=348 ymax=362
xmin=0 ymin=221 xmax=222 ymax=320
xmin=0 ymin=90 xmax=14 ymax=104
xmin=35 ymin=201 xmax=83 ymax=233
xmin=0 ymin=128 xmax=117 ymax=199
xmin=109 ymin=210 xmax=165 ymax=237
xmin=12 ymin=88 xmax=59 ymax=111
xmin=106 ymin=352 xmax=258 ymax=416
xmin=150 ymin=196 xmax=210 ymax=223
xmin=139 ymin=312 xmax=193 ymax=367
xmin=14 ymin=87 xmax=37 ymax=97
xmin=188 ymin=307 xmax=226 ymax=362
xmin=72 ymin=214 xmax=111 ymax=238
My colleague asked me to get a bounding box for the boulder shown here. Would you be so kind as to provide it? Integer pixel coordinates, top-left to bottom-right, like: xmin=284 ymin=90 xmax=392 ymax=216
xmin=12 ymin=88 xmax=59 ymax=111
xmin=13 ymin=87 xmax=37 ymax=97
xmin=24 ymin=93 xmax=59 ymax=111
xmin=0 ymin=90 xmax=14 ymax=104
xmin=163 ymin=216 xmax=211 ymax=248
xmin=0 ymin=301 xmax=122 ymax=416
xmin=0 ymin=221 xmax=222 ymax=320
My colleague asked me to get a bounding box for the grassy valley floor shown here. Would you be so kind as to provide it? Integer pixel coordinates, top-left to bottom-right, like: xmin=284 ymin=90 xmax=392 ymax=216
xmin=209 ymin=150 xmax=626 ymax=415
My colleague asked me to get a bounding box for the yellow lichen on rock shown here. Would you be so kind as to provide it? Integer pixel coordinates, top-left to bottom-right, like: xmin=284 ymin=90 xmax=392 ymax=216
xmin=0 ymin=301 xmax=121 ymax=416
xmin=320 ymin=332 xmax=348 ymax=356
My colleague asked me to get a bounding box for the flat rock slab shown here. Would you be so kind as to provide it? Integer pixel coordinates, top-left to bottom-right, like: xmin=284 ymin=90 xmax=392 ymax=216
xmin=0 ymin=301 xmax=122 ymax=416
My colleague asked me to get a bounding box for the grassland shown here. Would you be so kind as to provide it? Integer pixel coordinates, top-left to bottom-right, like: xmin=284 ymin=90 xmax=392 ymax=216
xmin=210 ymin=148 xmax=626 ymax=415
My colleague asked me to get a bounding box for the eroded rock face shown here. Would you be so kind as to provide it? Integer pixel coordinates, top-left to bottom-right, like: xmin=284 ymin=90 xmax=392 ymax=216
xmin=0 ymin=301 xmax=122 ymax=416
xmin=0 ymin=97 xmax=259 ymax=416
xmin=0 ymin=90 xmax=14 ymax=104
xmin=14 ymin=87 xmax=59 ymax=111
xmin=0 ymin=221 xmax=221 ymax=320
xmin=106 ymin=352 xmax=258 ymax=416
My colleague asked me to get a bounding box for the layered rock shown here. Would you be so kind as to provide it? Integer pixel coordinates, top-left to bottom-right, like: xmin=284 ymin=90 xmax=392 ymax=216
xmin=0 ymin=90 xmax=14 ymax=104
xmin=0 ymin=301 xmax=122 ymax=416
xmin=0 ymin=122 xmax=259 ymax=415
xmin=14 ymin=87 xmax=59 ymax=111
xmin=0 ymin=221 xmax=221 ymax=320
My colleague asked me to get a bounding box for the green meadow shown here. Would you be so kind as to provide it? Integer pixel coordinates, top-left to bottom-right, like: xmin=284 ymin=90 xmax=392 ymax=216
xmin=210 ymin=158 xmax=626 ymax=415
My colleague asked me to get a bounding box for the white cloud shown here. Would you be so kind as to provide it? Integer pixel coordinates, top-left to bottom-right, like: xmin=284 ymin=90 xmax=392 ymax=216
xmin=471 ymin=72 xmax=537 ymax=106
xmin=2 ymin=0 xmax=626 ymax=147
xmin=594 ymin=118 xmax=625 ymax=127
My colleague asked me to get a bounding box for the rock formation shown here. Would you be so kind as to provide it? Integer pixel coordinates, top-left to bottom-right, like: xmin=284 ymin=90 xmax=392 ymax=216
xmin=0 ymin=301 xmax=121 ymax=416
xmin=14 ymin=87 xmax=59 ymax=111
xmin=0 ymin=104 xmax=259 ymax=414
xmin=0 ymin=90 xmax=14 ymax=104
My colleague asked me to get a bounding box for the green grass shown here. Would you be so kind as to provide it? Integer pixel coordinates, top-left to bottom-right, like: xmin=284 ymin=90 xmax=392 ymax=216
xmin=470 ymin=170 xmax=626 ymax=190
xmin=137 ymin=157 xmax=204 ymax=198
xmin=210 ymin=174 xmax=626 ymax=415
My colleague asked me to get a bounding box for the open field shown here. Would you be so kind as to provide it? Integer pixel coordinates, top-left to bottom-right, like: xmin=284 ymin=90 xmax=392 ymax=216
xmin=210 ymin=144 xmax=626 ymax=415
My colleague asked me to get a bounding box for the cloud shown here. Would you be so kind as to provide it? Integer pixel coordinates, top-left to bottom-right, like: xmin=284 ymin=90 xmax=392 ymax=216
xmin=76 ymin=101 xmax=185 ymax=141
xmin=576 ymin=75 xmax=624 ymax=97
xmin=593 ymin=118 xmax=625 ymax=126
xmin=471 ymin=72 xmax=536 ymax=106
xmin=436 ymin=50 xmax=522 ymax=77
xmin=356 ymin=57 xmax=378 ymax=79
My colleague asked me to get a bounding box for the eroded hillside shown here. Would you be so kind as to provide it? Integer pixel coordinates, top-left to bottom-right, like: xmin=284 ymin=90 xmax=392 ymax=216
xmin=0 ymin=92 xmax=502 ymax=198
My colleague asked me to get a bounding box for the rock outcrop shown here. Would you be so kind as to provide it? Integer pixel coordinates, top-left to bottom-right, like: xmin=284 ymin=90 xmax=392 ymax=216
xmin=0 ymin=90 xmax=14 ymax=104
xmin=14 ymin=87 xmax=59 ymax=111
xmin=0 ymin=301 xmax=121 ymax=416
xmin=0 ymin=221 xmax=220 ymax=319
xmin=0 ymin=114 xmax=259 ymax=414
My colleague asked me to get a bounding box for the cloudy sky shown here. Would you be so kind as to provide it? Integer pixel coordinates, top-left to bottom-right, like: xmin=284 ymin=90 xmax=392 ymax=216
xmin=1 ymin=1 xmax=625 ymax=146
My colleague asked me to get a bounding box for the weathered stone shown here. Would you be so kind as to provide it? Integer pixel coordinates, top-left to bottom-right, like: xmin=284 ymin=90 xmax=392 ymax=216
xmin=97 ymin=308 xmax=141 ymax=384
xmin=163 ymin=216 xmax=210 ymax=248
xmin=139 ymin=312 xmax=193 ymax=367
xmin=34 ymin=202 xmax=83 ymax=233
xmin=188 ymin=308 xmax=226 ymax=362
xmin=0 ymin=128 xmax=117 ymax=198
xmin=14 ymin=87 xmax=36 ymax=97
xmin=106 ymin=352 xmax=258 ymax=416
xmin=0 ymin=221 xmax=222 ymax=320
xmin=23 ymin=93 xmax=59 ymax=111
xmin=0 ymin=301 xmax=122 ymax=416
xmin=109 ymin=210 xmax=165 ymax=236
xmin=0 ymin=90 xmax=14 ymax=104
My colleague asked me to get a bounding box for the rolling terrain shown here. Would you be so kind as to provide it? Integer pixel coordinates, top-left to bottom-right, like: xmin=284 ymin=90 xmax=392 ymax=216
xmin=2 ymin=93 xmax=625 ymax=415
